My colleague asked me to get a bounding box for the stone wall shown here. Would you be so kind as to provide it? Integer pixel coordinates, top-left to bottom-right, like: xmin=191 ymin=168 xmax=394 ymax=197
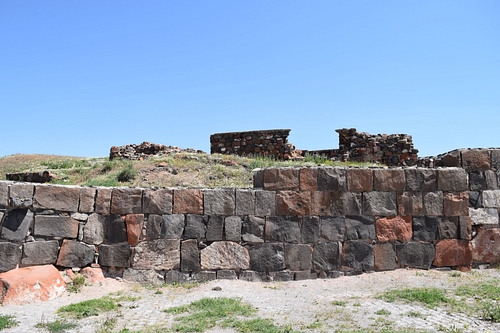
xmin=210 ymin=129 xmax=297 ymax=160
xmin=110 ymin=142 xmax=204 ymax=160
xmin=1 ymin=162 xmax=499 ymax=285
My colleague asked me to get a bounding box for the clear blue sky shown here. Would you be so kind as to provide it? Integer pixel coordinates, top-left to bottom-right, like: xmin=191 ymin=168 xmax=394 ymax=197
xmin=1 ymin=1 xmax=499 ymax=158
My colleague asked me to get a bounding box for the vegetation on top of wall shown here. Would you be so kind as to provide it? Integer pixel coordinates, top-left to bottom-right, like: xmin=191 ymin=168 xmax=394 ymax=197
xmin=0 ymin=153 xmax=378 ymax=188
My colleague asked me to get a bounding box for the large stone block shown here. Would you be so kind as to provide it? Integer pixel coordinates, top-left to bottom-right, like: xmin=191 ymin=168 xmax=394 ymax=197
xmin=79 ymin=187 xmax=96 ymax=213
xmin=309 ymin=191 xmax=330 ymax=216
xmin=412 ymin=216 xmax=439 ymax=241
xmin=438 ymin=217 xmax=459 ymax=239
xmin=433 ymin=239 xmax=472 ymax=267
xmin=161 ymin=214 xmax=185 ymax=239
xmin=459 ymin=216 xmax=472 ymax=240
xmin=249 ymin=242 xmax=285 ymax=272
xmin=312 ymin=242 xmax=340 ymax=271
xmin=95 ymin=188 xmax=112 ymax=215
xmin=242 ymin=215 xmax=265 ymax=243
xmin=125 ymin=214 xmax=144 ymax=246
xmin=235 ymin=189 xmax=255 ymax=215
xmin=263 ymin=168 xmax=299 ymax=191
xmin=284 ymin=244 xmax=312 ymax=271
xmin=376 ymin=216 xmax=412 ymax=242
xmin=469 ymin=191 xmax=482 ymax=209
xmin=110 ymin=188 xmax=142 ymax=215
xmin=253 ymin=170 xmax=264 ymax=188
xmin=396 ymin=242 xmax=435 ymax=269
xmin=1 ymin=209 xmax=33 ymax=242
xmin=482 ymin=190 xmax=500 ymax=208
xmin=276 ymin=191 xmax=310 ymax=216
xmin=132 ymin=239 xmax=178 ymax=270
xmin=204 ymin=189 xmax=235 ymax=215
xmin=301 ymin=216 xmax=320 ymax=243
xmin=342 ymin=240 xmax=374 ymax=271
xmin=206 ymin=215 xmax=224 ymax=241
xmin=181 ymin=239 xmax=200 ymax=272
xmin=320 ymin=216 xmax=345 ymax=241
xmin=0 ymin=242 xmax=21 ymax=273
xmin=123 ymin=268 xmax=165 ymax=286
xmin=346 ymin=168 xmax=373 ymax=192
xmin=143 ymin=189 xmax=172 ymax=214
xmin=83 ymin=213 xmax=106 ymax=245
xmin=0 ymin=182 xmax=9 ymax=207
xmin=56 ymin=240 xmax=95 ymax=268
xmin=34 ymin=215 xmax=79 ymax=238
xmin=363 ymin=192 xmax=397 ymax=216
xmin=265 ymin=216 xmax=301 ymax=243
xmin=255 ymin=190 xmax=276 ymax=216
xmin=443 ymin=192 xmax=469 ymax=216
xmin=200 ymin=241 xmax=250 ymax=271
xmin=492 ymin=149 xmax=500 ymax=171
xmin=317 ymin=168 xmax=346 ymax=191
xmin=224 ymin=216 xmax=242 ymax=242
xmin=440 ymin=150 xmax=462 ymax=167
xmin=405 ymin=169 xmax=437 ymax=192
xmin=472 ymin=228 xmax=500 ymax=263
xmin=346 ymin=216 xmax=376 ymax=240
xmin=173 ymin=189 xmax=203 ymax=214
xmin=469 ymin=172 xmax=486 ymax=191
xmin=33 ymin=185 xmax=80 ymax=211
xmin=300 ymin=168 xmax=318 ymax=191
xmin=22 ymin=240 xmax=59 ymax=266
xmin=9 ymin=183 xmax=34 ymax=208
xmin=485 ymin=170 xmax=498 ymax=190
xmin=437 ymin=168 xmax=468 ymax=192
xmin=374 ymin=242 xmax=396 ymax=271
xmin=0 ymin=265 xmax=65 ymax=305
xmin=331 ymin=192 xmax=362 ymax=216
xmin=99 ymin=243 xmax=131 ymax=268
xmin=469 ymin=208 xmax=499 ymax=225
xmin=183 ymin=214 xmax=207 ymax=240
xmin=423 ymin=192 xmax=443 ymax=216
xmin=105 ymin=214 xmax=128 ymax=243
xmin=373 ymin=169 xmax=406 ymax=192
xmin=398 ymin=192 xmax=423 ymax=216
xmin=145 ymin=214 xmax=162 ymax=240
xmin=461 ymin=149 xmax=490 ymax=172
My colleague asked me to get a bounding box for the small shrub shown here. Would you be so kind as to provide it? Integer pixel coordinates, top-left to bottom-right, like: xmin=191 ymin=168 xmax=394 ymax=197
xmin=35 ymin=318 xmax=77 ymax=333
xmin=58 ymin=297 xmax=118 ymax=318
xmin=481 ymin=300 xmax=500 ymax=322
xmin=67 ymin=274 xmax=86 ymax=293
xmin=0 ymin=315 xmax=18 ymax=330
xmin=116 ymin=163 xmax=137 ymax=182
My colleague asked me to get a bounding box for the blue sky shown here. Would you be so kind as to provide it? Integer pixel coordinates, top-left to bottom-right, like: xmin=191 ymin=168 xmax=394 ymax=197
xmin=1 ymin=1 xmax=499 ymax=158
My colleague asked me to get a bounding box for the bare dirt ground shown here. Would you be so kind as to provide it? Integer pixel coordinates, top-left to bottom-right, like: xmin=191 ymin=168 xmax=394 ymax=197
xmin=2 ymin=268 xmax=500 ymax=333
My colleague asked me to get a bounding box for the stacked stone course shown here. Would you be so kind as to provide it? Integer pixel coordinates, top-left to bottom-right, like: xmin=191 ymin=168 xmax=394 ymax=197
xmin=110 ymin=142 xmax=204 ymax=160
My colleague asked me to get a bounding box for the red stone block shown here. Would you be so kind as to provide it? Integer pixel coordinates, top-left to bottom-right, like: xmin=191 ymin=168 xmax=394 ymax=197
xmin=310 ymin=191 xmax=331 ymax=216
xmin=443 ymin=192 xmax=469 ymax=216
xmin=263 ymin=168 xmax=299 ymax=191
xmin=397 ymin=192 xmax=423 ymax=216
xmin=173 ymin=189 xmax=203 ymax=214
xmin=375 ymin=216 xmax=412 ymax=242
xmin=346 ymin=168 xmax=373 ymax=192
xmin=373 ymin=169 xmax=406 ymax=192
xmin=125 ymin=214 xmax=144 ymax=246
xmin=461 ymin=149 xmax=490 ymax=172
xmin=374 ymin=242 xmax=396 ymax=271
xmin=472 ymin=228 xmax=500 ymax=263
xmin=433 ymin=239 xmax=472 ymax=267
xmin=80 ymin=267 xmax=105 ymax=284
xmin=276 ymin=191 xmax=311 ymax=216
xmin=299 ymin=168 xmax=318 ymax=191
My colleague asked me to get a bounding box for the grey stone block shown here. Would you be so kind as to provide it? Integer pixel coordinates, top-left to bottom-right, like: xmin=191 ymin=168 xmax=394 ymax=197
xmin=1 ymin=209 xmax=33 ymax=242
xmin=161 ymin=214 xmax=185 ymax=239
xmin=217 ymin=269 xmax=238 ymax=280
xmin=413 ymin=216 xmax=439 ymax=241
xmin=255 ymin=191 xmax=275 ymax=216
xmin=143 ymin=189 xmax=172 ymax=214
xmin=301 ymin=216 xmax=320 ymax=243
xmin=469 ymin=191 xmax=483 ymax=208
xmin=22 ymin=240 xmax=59 ymax=266
xmin=191 ymin=271 xmax=216 ymax=282
xmin=99 ymin=243 xmax=131 ymax=268
xmin=396 ymin=242 xmax=435 ymax=269
xmin=405 ymin=169 xmax=437 ymax=192
xmin=132 ymin=239 xmax=179 ymax=270
xmin=250 ymin=242 xmax=285 ymax=272
xmin=239 ymin=270 xmax=264 ymax=282
xmin=318 ymin=168 xmax=346 ymax=191
xmin=95 ymin=188 xmax=112 ymax=215
xmin=236 ymin=190 xmax=255 ymax=215
xmin=241 ymin=216 xmax=265 ymax=244
xmin=184 ymin=214 xmax=207 ymax=240
xmin=437 ymin=168 xmax=468 ymax=192
xmin=123 ymin=268 xmax=165 ymax=286
xmin=181 ymin=239 xmax=200 ymax=273
xmin=438 ymin=217 xmax=459 ymax=239
xmin=284 ymin=244 xmax=312 ymax=271
xmin=110 ymin=188 xmax=142 ymax=215
xmin=273 ymin=270 xmax=294 ymax=281
xmin=491 ymin=149 xmax=500 ymax=171
xmin=265 ymin=216 xmax=300 ymax=243
xmin=313 ymin=242 xmax=340 ymax=271
xmin=331 ymin=192 xmax=362 ymax=216
xmin=469 ymin=172 xmax=486 ymax=191
xmin=206 ymin=215 xmax=224 ymax=241
xmin=224 ymin=216 xmax=242 ymax=242
xmin=485 ymin=170 xmax=499 ymax=190
xmin=145 ymin=214 xmax=162 ymax=240
xmin=79 ymin=187 xmax=96 ymax=213
xmin=105 ymin=214 xmax=127 ymax=243
xmin=294 ymin=271 xmax=317 ymax=280
xmin=363 ymin=192 xmax=396 ymax=216
xmin=253 ymin=170 xmax=264 ymax=189
xmin=34 ymin=215 xmax=79 ymax=238
xmin=9 ymin=183 xmax=34 ymax=208
xmin=346 ymin=216 xmax=375 ymax=240
xmin=33 ymin=185 xmax=80 ymax=211
xmin=204 ymin=189 xmax=235 ymax=215
xmin=165 ymin=270 xmax=189 ymax=284
xmin=374 ymin=242 xmax=396 ymax=271
xmin=0 ymin=182 xmax=9 ymax=207
xmin=57 ymin=240 xmax=95 ymax=268
xmin=469 ymin=208 xmax=499 ymax=225
xmin=342 ymin=240 xmax=374 ymax=271
xmin=0 ymin=242 xmax=21 ymax=272
xmin=423 ymin=192 xmax=443 ymax=216
xmin=482 ymin=190 xmax=500 ymax=208
xmin=320 ymin=216 xmax=345 ymax=241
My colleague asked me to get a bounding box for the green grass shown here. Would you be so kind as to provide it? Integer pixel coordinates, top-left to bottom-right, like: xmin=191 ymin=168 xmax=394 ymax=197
xmin=375 ymin=309 xmax=391 ymax=316
xmin=378 ymin=287 xmax=451 ymax=308
xmin=0 ymin=314 xmax=18 ymax=330
xmin=332 ymin=300 xmax=347 ymax=306
xmin=58 ymin=295 xmax=137 ymax=319
xmin=455 ymin=279 xmax=500 ymax=322
xmin=66 ymin=274 xmax=86 ymax=293
xmin=35 ymin=318 xmax=77 ymax=333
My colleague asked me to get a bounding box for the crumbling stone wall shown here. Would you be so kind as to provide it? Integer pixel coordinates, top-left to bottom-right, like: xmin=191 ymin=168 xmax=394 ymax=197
xmin=210 ymin=129 xmax=297 ymax=159
xmin=1 ymin=161 xmax=499 ymax=285
xmin=110 ymin=142 xmax=203 ymax=160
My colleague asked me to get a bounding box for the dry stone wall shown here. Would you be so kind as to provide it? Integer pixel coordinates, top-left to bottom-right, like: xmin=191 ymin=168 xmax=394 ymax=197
xmin=1 ymin=161 xmax=500 ymax=284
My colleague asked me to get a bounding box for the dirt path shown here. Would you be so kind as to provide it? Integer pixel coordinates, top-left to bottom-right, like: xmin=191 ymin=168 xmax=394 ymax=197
xmin=1 ymin=269 xmax=500 ymax=333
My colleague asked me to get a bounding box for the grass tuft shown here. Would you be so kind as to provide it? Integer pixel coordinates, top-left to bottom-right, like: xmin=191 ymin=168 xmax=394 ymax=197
xmin=35 ymin=318 xmax=77 ymax=333
xmin=378 ymin=287 xmax=450 ymax=308
xmin=0 ymin=314 xmax=18 ymax=330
